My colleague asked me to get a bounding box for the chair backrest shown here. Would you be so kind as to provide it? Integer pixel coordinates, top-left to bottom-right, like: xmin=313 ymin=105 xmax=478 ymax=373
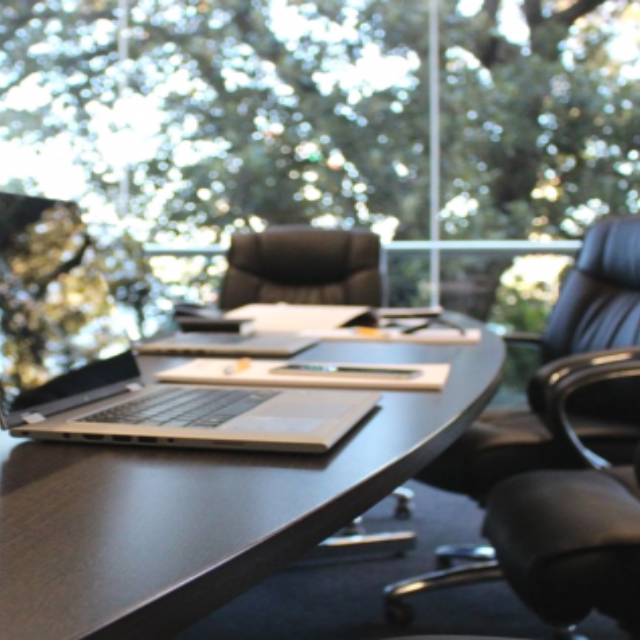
xmin=218 ymin=225 xmax=384 ymax=310
xmin=539 ymin=216 xmax=640 ymax=420
xmin=542 ymin=215 xmax=640 ymax=363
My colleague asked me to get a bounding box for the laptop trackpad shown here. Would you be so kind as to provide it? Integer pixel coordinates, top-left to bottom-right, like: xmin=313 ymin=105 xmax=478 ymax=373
xmin=221 ymin=400 xmax=356 ymax=433
xmin=263 ymin=400 xmax=355 ymax=419
xmin=222 ymin=417 xmax=323 ymax=433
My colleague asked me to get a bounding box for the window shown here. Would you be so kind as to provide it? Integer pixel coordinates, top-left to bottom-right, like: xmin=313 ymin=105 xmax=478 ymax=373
xmin=1 ymin=1 xmax=638 ymax=332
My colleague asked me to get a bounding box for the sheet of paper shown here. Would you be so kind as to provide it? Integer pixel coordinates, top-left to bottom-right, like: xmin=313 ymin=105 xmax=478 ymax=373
xmin=156 ymin=358 xmax=450 ymax=391
xmin=223 ymin=303 xmax=372 ymax=332
xmin=299 ymin=327 xmax=482 ymax=345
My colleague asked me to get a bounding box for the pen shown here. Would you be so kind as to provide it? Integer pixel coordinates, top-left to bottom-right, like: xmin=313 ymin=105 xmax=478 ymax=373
xmin=223 ymin=357 xmax=252 ymax=375
xmin=403 ymin=318 xmax=466 ymax=335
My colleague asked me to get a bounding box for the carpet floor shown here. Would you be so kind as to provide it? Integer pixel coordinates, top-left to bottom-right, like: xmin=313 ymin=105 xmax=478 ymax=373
xmin=173 ymin=481 xmax=628 ymax=640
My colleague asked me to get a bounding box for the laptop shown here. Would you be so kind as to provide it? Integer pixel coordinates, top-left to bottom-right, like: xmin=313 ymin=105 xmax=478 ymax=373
xmin=134 ymin=331 xmax=320 ymax=358
xmin=0 ymin=193 xmax=380 ymax=453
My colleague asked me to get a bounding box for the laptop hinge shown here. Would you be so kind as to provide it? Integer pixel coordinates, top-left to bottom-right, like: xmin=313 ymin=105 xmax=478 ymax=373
xmin=126 ymin=383 xmax=143 ymax=392
xmin=21 ymin=412 xmax=46 ymax=425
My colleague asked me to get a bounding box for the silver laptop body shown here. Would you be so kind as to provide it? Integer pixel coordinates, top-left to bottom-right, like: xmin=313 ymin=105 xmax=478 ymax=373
xmin=0 ymin=193 xmax=379 ymax=453
xmin=135 ymin=331 xmax=320 ymax=357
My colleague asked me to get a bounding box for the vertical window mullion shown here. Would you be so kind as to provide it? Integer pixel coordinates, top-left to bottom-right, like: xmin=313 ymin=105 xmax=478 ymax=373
xmin=117 ymin=0 xmax=131 ymax=219
xmin=429 ymin=0 xmax=440 ymax=308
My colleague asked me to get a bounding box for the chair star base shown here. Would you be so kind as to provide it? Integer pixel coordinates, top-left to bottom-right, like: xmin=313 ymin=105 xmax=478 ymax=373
xmin=384 ymin=560 xmax=503 ymax=625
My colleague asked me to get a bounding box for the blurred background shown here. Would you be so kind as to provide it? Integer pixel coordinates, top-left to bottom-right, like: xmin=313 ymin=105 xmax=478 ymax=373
xmin=1 ymin=0 xmax=637 ymax=348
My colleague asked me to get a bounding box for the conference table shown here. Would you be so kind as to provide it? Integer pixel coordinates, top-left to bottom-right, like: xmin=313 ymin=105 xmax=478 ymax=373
xmin=0 ymin=313 xmax=504 ymax=640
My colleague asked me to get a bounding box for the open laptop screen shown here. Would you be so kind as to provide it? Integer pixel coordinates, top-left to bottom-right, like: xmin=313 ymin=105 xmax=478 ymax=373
xmin=0 ymin=193 xmax=137 ymax=427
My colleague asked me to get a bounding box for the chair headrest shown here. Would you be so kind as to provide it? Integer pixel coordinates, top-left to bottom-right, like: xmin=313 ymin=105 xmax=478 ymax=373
xmin=228 ymin=226 xmax=380 ymax=285
xmin=578 ymin=216 xmax=640 ymax=290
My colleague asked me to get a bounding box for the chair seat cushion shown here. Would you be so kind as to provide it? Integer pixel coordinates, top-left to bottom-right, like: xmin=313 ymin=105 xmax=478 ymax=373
xmin=483 ymin=466 xmax=640 ymax=630
xmin=415 ymin=407 xmax=639 ymax=501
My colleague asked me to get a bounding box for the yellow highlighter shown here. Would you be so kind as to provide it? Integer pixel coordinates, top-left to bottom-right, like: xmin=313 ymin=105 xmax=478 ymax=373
xmin=223 ymin=357 xmax=252 ymax=376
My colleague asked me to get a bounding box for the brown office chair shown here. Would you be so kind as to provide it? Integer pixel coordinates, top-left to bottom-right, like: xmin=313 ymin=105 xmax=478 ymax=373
xmin=384 ymin=215 xmax=640 ymax=623
xmin=218 ymin=225 xmax=385 ymax=309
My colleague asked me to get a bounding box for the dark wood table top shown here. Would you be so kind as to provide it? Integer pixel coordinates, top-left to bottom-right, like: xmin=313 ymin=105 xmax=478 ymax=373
xmin=0 ymin=315 xmax=504 ymax=640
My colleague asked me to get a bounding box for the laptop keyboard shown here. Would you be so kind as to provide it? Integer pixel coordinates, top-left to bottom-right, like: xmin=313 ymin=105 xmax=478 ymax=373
xmin=80 ymin=387 xmax=280 ymax=428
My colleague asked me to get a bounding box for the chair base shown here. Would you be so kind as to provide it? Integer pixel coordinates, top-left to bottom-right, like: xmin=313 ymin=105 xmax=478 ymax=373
xmin=392 ymin=485 xmax=415 ymax=519
xmin=552 ymin=628 xmax=591 ymax=640
xmin=306 ymin=529 xmax=417 ymax=561
xmin=435 ymin=543 xmax=497 ymax=568
xmin=302 ymin=485 xmax=417 ymax=562
xmin=384 ymin=560 xmax=503 ymax=625
xmin=384 ymin=637 xmax=536 ymax=640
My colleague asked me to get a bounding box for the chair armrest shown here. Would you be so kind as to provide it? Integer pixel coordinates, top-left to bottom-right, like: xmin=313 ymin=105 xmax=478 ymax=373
xmin=529 ymin=346 xmax=640 ymax=470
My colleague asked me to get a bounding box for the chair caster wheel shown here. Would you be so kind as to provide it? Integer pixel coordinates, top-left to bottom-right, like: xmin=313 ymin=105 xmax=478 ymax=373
xmin=341 ymin=517 xmax=365 ymax=536
xmin=394 ymin=502 xmax=413 ymax=520
xmin=385 ymin=599 xmax=415 ymax=625
xmin=436 ymin=555 xmax=454 ymax=570
xmin=392 ymin=487 xmax=414 ymax=520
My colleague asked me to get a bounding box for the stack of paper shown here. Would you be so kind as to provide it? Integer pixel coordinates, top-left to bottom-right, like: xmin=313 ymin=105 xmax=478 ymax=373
xmin=223 ymin=303 xmax=373 ymax=332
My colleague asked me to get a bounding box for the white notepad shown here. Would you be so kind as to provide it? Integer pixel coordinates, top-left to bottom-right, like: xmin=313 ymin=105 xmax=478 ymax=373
xmin=223 ymin=303 xmax=372 ymax=332
xmin=156 ymin=359 xmax=451 ymax=391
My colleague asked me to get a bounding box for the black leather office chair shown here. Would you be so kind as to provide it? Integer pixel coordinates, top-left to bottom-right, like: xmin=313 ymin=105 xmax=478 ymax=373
xmin=384 ymin=215 xmax=640 ymax=623
xmin=218 ymin=225 xmax=385 ymax=309
xmin=387 ymin=345 xmax=640 ymax=628
xmin=482 ymin=349 xmax=640 ymax=637
xmin=418 ymin=215 xmax=640 ymax=503
xmin=484 ymin=461 xmax=640 ymax=637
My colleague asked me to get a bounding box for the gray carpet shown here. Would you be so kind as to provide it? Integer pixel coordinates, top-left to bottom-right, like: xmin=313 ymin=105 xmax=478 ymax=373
xmin=173 ymin=481 xmax=628 ymax=640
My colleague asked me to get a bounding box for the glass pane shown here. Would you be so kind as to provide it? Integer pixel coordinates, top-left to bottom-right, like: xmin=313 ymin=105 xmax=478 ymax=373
xmin=2 ymin=1 xmax=639 ymax=322
xmin=0 ymin=1 xmax=168 ymax=337
xmin=147 ymin=253 xmax=228 ymax=305
xmin=439 ymin=0 xmax=640 ymax=240
xmin=0 ymin=1 xmax=119 ymax=200
xmin=388 ymin=249 xmax=574 ymax=327
xmin=1 ymin=1 xmax=434 ymax=240
xmin=118 ymin=0 xmax=434 ymax=246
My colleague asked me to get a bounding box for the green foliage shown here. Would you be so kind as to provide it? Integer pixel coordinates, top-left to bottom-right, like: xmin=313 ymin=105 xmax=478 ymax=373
xmin=1 ymin=0 xmax=639 ymax=322
xmin=491 ymin=278 xmax=554 ymax=334
xmin=489 ymin=338 xmax=543 ymax=408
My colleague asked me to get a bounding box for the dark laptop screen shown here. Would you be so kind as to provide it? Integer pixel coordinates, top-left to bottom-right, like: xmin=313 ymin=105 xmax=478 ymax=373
xmin=0 ymin=193 xmax=136 ymax=427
